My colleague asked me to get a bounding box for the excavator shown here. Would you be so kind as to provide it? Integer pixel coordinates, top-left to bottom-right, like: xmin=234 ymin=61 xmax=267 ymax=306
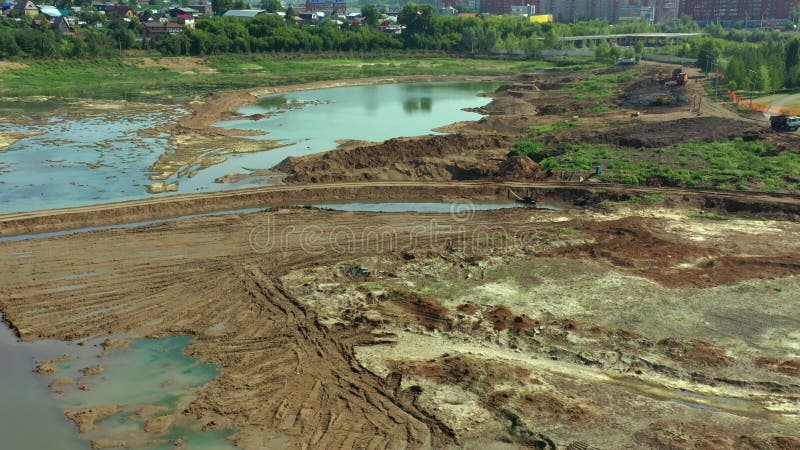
xmin=655 ymin=67 xmax=688 ymax=86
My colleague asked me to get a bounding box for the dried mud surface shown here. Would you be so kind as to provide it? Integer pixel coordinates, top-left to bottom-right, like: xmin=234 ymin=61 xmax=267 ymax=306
xmin=2 ymin=204 xmax=800 ymax=449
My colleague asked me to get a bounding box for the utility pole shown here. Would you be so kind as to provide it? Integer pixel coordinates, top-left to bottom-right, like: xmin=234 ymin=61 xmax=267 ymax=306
xmin=747 ymin=68 xmax=757 ymax=108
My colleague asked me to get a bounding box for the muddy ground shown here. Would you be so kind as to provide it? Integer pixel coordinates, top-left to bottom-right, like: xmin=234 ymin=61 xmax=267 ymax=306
xmin=1 ymin=199 xmax=799 ymax=449
xmin=2 ymin=63 xmax=800 ymax=449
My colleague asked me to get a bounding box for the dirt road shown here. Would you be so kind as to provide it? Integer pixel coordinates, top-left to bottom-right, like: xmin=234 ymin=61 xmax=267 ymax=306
xmin=2 ymin=181 xmax=799 ymax=237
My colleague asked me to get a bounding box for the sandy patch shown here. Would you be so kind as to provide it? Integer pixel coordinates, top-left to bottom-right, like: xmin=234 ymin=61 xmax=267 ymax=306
xmin=0 ymin=61 xmax=27 ymax=73
xmin=134 ymin=57 xmax=216 ymax=74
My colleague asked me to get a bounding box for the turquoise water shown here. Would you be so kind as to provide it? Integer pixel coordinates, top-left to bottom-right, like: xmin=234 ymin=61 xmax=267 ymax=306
xmin=0 ymin=317 xmax=86 ymax=450
xmin=51 ymin=336 xmax=234 ymax=449
xmin=195 ymin=81 xmax=495 ymax=191
xmin=0 ymin=112 xmax=177 ymax=214
xmin=0 ymin=321 xmax=233 ymax=449
xmin=311 ymin=202 xmax=524 ymax=213
xmin=1 ymin=82 xmax=495 ymax=214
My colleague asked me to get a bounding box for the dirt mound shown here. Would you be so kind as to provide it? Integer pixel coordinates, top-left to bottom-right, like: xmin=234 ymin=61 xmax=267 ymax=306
xmin=621 ymin=78 xmax=689 ymax=108
xmin=380 ymin=290 xmax=452 ymax=331
xmin=593 ymin=117 xmax=764 ymax=148
xmin=277 ymin=134 xmax=509 ymax=183
xmin=483 ymin=306 xmax=539 ymax=334
xmin=643 ymin=255 xmax=800 ymax=288
xmin=499 ymin=155 xmax=544 ymax=181
xmin=542 ymin=217 xmax=716 ymax=269
xmin=541 ymin=217 xmax=800 ymax=287
xmin=481 ymin=96 xmax=539 ymax=115
xmin=390 ymin=355 xmax=532 ymax=387
xmin=517 ymin=392 xmax=590 ymax=424
xmin=755 ymin=358 xmax=800 ymax=378
xmin=658 ymin=338 xmax=734 ymax=368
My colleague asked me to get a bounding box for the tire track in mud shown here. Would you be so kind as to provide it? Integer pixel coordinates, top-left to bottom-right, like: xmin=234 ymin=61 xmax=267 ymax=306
xmin=0 ymin=209 xmax=490 ymax=448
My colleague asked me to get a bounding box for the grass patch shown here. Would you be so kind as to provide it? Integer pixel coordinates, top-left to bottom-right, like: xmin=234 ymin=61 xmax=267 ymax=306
xmin=0 ymin=55 xmax=600 ymax=103
xmin=559 ymin=69 xmax=637 ymax=100
xmin=528 ymin=121 xmax=577 ymax=133
xmin=537 ymin=138 xmax=800 ymax=191
xmin=509 ymin=138 xmax=546 ymax=159
xmin=627 ymin=194 xmax=666 ymax=204
xmin=581 ymin=104 xmax=612 ymax=113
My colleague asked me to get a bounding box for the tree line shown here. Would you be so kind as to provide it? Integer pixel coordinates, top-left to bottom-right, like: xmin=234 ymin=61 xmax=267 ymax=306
xmin=1 ymin=2 xmax=706 ymax=59
xmin=682 ymin=34 xmax=800 ymax=92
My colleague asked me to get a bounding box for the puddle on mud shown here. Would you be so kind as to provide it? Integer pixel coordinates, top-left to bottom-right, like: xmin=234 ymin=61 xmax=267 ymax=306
xmin=2 ymin=82 xmax=495 ymax=214
xmin=0 ymin=316 xmax=232 ymax=449
xmin=309 ymin=202 xmax=563 ymax=213
xmin=309 ymin=202 xmax=527 ymax=213
xmin=0 ymin=315 xmax=85 ymax=450
xmin=53 ymin=336 xmax=234 ymax=449
xmin=610 ymin=374 xmax=777 ymax=421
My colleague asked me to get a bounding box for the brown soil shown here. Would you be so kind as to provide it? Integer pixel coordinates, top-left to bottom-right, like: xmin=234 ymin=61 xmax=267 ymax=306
xmin=658 ymin=338 xmax=734 ymax=368
xmin=588 ymin=117 xmax=764 ymax=148
xmin=621 ymin=77 xmax=690 ymax=109
xmin=755 ymin=358 xmax=800 ymax=378
xmin=543 ymin=216 xmax=716 ymax=267
xmin=540 ymin=217 xmax=800 ymax=287
xmin=635 ymin=421 xmax=800 ymax=450
xmin=275 ymin=134 xmax=513 ymax=183
xmin=380 ymin=290 xmax=452 ymax=331
xmin=483 ymin=306 xmax=539 ymax=333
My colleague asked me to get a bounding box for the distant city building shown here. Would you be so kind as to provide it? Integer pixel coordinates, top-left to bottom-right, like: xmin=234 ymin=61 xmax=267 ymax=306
xmin=438 ymin=0 xmax=474 ymax=10
xmin=524 ymin=0 xmax=676 ymax=23
xmin=479 ymin=0 xmax=517 ymax=14
xmin=510 ymin=4 xmax=535 ymax=16
xmin=304 ymin=0 xmax=346 ymax=14
xmin=679 ymin=0 xmax=796 ymax=23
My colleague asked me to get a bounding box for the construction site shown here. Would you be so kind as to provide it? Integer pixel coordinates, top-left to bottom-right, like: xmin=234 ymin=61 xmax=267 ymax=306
xmin=1 ymin=61 xmax=799 ymax=449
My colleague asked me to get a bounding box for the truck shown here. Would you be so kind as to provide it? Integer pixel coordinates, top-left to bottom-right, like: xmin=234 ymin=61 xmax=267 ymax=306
xmin=671 ymin=68 xmax=689 ymax=86
xmin=770 ymin=115 xmax=800 ymax=132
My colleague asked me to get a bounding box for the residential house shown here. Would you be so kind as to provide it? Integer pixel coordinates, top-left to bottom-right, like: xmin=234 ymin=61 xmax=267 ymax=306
xmin=105 ymin=5 xmax=136 ymax=17
xmin=175 ymin=13 xmax=195 ymax=27
xmin=37 ymin=4 xmax=60 ymax=17
xmin=222 ymin=9 xmax=267 ymax=17
xmin=13 ymin=0 xmax=39 ymax=17
xmin=188 ymin=2 xmax=211 ymax=15
xmin=169 ymin=7 xmax=197 ymax=17
xmin=52 ymin=15 xmax=75 ymax=33
xmin=142 ymin=21 xmax=183 ymax=38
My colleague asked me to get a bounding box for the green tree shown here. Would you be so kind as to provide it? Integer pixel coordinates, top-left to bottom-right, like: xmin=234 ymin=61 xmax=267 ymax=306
xmin=261 ymin=0 xmax=283 ymax=12
xmin=634 ymin=40 xmax=644 ymax=58
xmin=212 ymin=0 xmax=232 ymax=15
xmin=361 ymin=4 xmax=378 ymax=28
